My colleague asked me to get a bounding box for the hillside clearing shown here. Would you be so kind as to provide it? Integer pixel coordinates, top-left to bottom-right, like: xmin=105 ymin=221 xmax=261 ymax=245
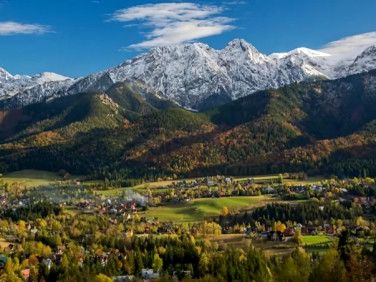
xmin=144 ymin=195 xmax=275 ymax=222
xmin=1 ymin=170 xmax=64 ymax=188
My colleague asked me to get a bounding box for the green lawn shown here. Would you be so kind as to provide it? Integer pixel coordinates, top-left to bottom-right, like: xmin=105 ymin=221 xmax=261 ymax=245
xmin=208 ymin=235 xmax=332 ymax=256
xmin=235 ymin=175 xmax=280 ymax=182
xmin=283 ymin=176 xmax=325 ymax=186
xmin=1 ymin=170 xmax=64 ymax=188
xmin=302 ymin=235 xmax=332 ymax=246
xmin=132 ymin=179 xmax=198 ymax=192
xmin=144 ymin=195 xmax=275 ymax=222
xmin=82 ymin=180 xmax=105 ymax=186
xmin=0 ymin=169 xmax=85 ymax=188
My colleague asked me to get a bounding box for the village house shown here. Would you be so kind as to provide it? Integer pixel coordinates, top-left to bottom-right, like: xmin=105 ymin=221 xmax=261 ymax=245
xmin=141 ymin=269 xmax=160 ymax=280
xmin=21 ymin=268 xmax=30 ymax=281
xmin=113 ymin=275 xmax=135 ymax=281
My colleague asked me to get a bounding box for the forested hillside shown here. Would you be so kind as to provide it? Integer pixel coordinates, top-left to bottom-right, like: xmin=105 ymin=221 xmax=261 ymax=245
xmin=1 ymin=70 xmax=376 ymax=180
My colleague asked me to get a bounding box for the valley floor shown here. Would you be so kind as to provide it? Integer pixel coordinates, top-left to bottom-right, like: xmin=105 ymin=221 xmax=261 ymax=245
xmin=0 ymin=169 xmax=375 ymax=281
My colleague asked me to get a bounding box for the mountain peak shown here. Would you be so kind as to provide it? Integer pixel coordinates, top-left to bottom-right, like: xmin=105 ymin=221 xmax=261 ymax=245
xmin=149 ymin=42 xmax=212 ymax=53
xmin=340 ymin=45 xmax=376 ymax=77
xmin=271 ymin=47 xmax=331 ymax=59
xmin=290 ymin=47 xmax=331 ymax=57
xmin=226 ymin=38 xmax=257 ymax=52
xmin=0 ymin=67 xmax=13 ymax=80
xmin=35 ymin=72 xmax=72 ymax=83
xmin=223 ymin=38 xmax=267 ymax=64
xmin=358 ymin=45 xmax=376 ymax=57
xmin=2 ymin=39 xmax=376 ymax=110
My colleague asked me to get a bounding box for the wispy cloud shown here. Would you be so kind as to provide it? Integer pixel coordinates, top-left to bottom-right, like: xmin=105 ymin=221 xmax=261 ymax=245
xmin=224 ymin=1 xmax=247 ymax=5
xmin=320 ymin=32 xmax=376 ymax=62
xmin=111 ymin=2 xmax=235 ymax=49
xmin=0 ymin=21 xmax=50 ymax=36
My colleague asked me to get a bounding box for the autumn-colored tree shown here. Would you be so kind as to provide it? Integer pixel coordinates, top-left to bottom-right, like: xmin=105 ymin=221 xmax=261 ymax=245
xmin=221 ymin=206 xmax=229 ymax=216
xmin=152 ymin=253 xmax=163 ymax=272
xmin=274 ymin=222 xmax=287 ymax=233
xmin=310 ymin=248 xmax=347 ymax=282
xmin=198 ymin=253 xmax=209 ymax=276
xmin=293 ymin=229 xmax=303 ymax=246
xmin=95 ymin=273 xmax=113 ymax=282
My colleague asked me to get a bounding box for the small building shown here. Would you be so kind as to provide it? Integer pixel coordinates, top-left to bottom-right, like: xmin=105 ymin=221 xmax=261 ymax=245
xmin=207 ymin=180 xmax=216 ymax=187
xmin=113 ymin=275 xmax=135 ymax=281
xmin=141 ymin=269 xmax=160 ymax=280
xmin=284 ymin=227 xmax=295 ymax=237
xmin=21 ymin=269 xmax=30 ymax=281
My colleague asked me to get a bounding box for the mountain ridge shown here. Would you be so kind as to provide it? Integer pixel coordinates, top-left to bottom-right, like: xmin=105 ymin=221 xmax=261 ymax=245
xmin=1 ymin=70 xmax=376 ymax=178
xmin=1 ymin=39 xmax=376 ymax=110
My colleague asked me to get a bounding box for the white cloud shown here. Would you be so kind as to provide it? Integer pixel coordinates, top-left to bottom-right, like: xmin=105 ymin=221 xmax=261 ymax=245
xmin=112 ymin=2 xmax=234 ymax=49
xmin=320 ymin=32 xmax=376 ymax=62
xmin=0 ymin=21 xmax=50 ymax=35
xmin=224 ymin=1 xmax=247 ymax=5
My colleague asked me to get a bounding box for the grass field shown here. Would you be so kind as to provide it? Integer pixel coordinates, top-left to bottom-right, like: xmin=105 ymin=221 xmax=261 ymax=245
xmin=133 ymin=174 xmax=326 ymax=192
xmin=283 ymin=176 xmax=325 ymax=186
xmin=147 ymin=175 xmax=283 ymax=188
xmin=93 ymin=179 xmax=195 ymax=195
xmin=92 ymin=173 xmax=327 ymax=197
xmin=132 ymin=179 xmax=198 ymax=192
xmin=210 ymin=234 xmax=296 ymax=257
xmin=1 ymin=170 xmax=327 ymax=190
xmin=144 ymin=195 xmax=275 ymax=222
xmin=234 ymin=175 xmax=280 ymax=182
xmin=302 ymin=235 xmax=332 ymax=246
xmin=235 ymin=175 xmax=325 ymax=186
xmin=1 ymin=170 xmax=65 ymax=188
xmin=209 ymin=234 xmax=333 ymax=256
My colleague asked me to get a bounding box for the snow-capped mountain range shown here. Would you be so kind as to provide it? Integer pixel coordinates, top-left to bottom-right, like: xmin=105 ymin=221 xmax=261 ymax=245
xmin=0 ymin=69 xmax=74 ymax=106
xmin=1 ymin=39 xmax=376 ymax=110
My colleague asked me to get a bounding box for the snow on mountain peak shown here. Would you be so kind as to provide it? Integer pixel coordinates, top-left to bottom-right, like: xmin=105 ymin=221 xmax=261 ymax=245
xmin=337 ymin=45 xmax=376 ymax=77
xmin=223 ymin=39 xmax=268 ymax=63
xmin=1 ymin=39 xmax=376 ymax=110
xmin=35 ymin=72 xmax=71 ymax=83
xmin=0 ymin=67 xmax=13 ymax=80
xmin=271 ymin=47 xmax=331 ymax=59
xmin=226 ymin=38 xmax=255 ymax=50
xmin=357 ymin=45 xmax=376 ymax=58
xmin=0 ymin=69 xmax=74 ymax=105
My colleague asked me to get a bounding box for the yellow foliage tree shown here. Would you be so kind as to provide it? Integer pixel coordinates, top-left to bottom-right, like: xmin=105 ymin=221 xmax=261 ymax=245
xmin=221 ymin=206 xmax=229 ymax=216
xmin=95 ymin=274 xmax=113 ymax=282
xmin=275 ymin=222 xmax=287 ymax=233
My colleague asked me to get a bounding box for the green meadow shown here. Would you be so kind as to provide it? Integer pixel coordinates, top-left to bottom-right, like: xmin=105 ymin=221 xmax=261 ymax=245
xmin=1 ymin=170 xmax=64 ymax=188
xmin=144 ymin=195 xmax=275 ymax=222
xmin=302 ymin=235 xmax=332 ymax=246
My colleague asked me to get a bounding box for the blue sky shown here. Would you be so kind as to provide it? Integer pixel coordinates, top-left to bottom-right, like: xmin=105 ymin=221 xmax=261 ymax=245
xmin=0 ymin=0 xmax=375 ymax=77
